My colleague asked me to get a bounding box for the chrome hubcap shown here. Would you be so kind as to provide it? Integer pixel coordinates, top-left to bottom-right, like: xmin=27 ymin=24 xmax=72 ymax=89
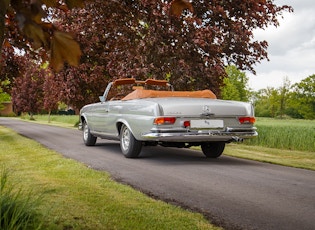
xmin=121 ymin=127 xmax=130 ymax=151
xmin=83 ymin=124 xmax=88 ymax=141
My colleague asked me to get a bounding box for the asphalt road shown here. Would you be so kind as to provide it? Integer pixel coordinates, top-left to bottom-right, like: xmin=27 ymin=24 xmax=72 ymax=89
xmin=1 ymin=117 xmax=315 ymax=230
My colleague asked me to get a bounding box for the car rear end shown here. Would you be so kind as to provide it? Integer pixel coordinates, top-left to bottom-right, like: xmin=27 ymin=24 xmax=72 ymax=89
xmin=141 ymin=97 xmax=257 ymax=143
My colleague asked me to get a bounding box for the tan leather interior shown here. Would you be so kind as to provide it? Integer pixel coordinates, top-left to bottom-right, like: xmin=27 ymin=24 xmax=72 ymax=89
xmin=122 ymin=89 xmax=217 ymax=100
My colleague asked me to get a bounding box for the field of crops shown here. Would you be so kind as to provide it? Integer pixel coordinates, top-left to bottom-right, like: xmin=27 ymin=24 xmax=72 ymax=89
xmin=245 ymin=118 xmax=315 ymax=152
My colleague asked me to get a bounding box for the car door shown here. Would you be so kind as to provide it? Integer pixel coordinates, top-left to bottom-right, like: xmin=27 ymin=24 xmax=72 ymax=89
xmin=89 ymin=102 xmax=110 ymax=133
xmin=101 ymin=100 xmax=121 ymax=137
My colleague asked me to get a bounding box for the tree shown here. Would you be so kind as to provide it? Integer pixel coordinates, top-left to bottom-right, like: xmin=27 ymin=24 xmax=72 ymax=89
xmin=42 ymin=66 xmax=59 ymax=122
xmin=252 ymin=89 xmax=271 ymax=117
xmin=278 ymin=77 xmax=291 ymax=118
xmin=253 ymin=87 xmax=280 ymax=118
xmin=254 ymin=77 xmax=291 ymax=118
xmin=287 ymin=75 xmax=315 ymax=119
xmin=220 ymin=65 xmax=250 ymax=101
xmin=0 ymin=44 xmax=23 ymax=94
xmin=0 ymin=0 xmax=201 ymax=76
xmin=50 ymin=0 xmax=292 ymax=100
xmin=1 ymin=1 xmax=292 ymax=73
xmin=252 ymin=76 xmax=315 ymax=119
xmin=11 ymin=60 xmax=45 ymax=119
xmin=3 ymin=1 xmax=292 ymax=111
xmin=0 ymin=80 xmax=10 ymax=111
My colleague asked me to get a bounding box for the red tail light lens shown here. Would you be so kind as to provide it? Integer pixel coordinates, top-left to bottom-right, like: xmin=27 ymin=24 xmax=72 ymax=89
xmin=239 ymin=117 xmax=256 ymax=124
xmin=154 ymin=117 xmax=176 ymax=125
xmin=183 ymin=121 xmax=190 ymax=128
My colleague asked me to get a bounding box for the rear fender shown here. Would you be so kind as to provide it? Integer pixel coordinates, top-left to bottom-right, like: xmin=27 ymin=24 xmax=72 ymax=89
xmin=116 ymin=120 xmax=135 ymax=138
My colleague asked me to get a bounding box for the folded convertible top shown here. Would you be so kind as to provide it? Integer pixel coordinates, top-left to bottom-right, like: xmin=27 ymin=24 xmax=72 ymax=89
xmin=122 ymin=89 xmax=217 ymax=100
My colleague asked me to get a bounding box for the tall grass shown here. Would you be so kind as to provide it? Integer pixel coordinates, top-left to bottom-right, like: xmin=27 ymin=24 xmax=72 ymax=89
xmin=245 ymin=118 xmax=315 ymax=152
xmin=0 ymin=167 xmax=43 ymax=230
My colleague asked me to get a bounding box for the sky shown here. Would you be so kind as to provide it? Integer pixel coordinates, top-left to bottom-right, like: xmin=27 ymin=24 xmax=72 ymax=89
xmin=247 ymin=0 xmax=315 ymax=91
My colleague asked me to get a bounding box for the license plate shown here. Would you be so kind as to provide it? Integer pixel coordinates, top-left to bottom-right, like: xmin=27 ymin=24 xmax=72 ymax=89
xmin=190 ymin=119 xmax=224 ymax=128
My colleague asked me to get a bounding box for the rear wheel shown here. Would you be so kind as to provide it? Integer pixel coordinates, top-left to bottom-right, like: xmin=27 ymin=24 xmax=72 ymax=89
xmin=201 ymin=142 xmax=225 ymax=158
xmin=120 ymin=124 xmax=142 ymax=158
xmin=83 ymin=120 xmax=97 ymax=146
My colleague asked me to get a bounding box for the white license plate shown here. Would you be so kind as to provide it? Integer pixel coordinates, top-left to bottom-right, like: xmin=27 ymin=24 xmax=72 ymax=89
xmin=190 ymin=119 xmax=224 ymax=128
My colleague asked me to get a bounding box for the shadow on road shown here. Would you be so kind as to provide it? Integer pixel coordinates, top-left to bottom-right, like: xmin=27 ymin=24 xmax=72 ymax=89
xmin=94 ymin=140 xmax=255 ymax=167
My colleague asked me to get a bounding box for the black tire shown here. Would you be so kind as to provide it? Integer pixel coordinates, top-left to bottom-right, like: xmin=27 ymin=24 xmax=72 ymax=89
xmin=83 ymin=120 xmax=97 ymax=146
xmin=201 ymin=142 xmax=225 ymax=158
xmin=120 ymin=124 xmax=142 ymax=158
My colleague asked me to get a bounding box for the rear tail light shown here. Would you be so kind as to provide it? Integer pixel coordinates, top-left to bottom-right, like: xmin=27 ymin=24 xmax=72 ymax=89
xmin=183 ymin=121 xmax=190 ymax=128
xmin=154 ymin=117 xmax=176 ymax=125
xmin=239 ymin=117 xmax=256 ymax=124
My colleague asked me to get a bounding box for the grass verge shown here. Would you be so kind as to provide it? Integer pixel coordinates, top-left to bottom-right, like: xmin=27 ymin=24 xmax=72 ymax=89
xmin=19 ymin=114 xmax=79 ymax=129
xmin=0 ymin=126 xmax=220 ymax=230
xmin=224 ymin=144 xmax=315 ymax=171
xmin=0 ymin=167 xmax=43 ymax=230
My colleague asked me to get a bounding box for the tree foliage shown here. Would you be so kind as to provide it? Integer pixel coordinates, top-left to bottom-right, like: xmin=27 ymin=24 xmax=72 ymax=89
xmin=0 ymin=0 xmax=86 ymax=71
xmin=254 ymin=87 xmax=283 ymax=118
xmin=2 ymin=0 xmax=293 ymax=112
xmin=11 ymin=60 xmax=46 ymax=118
xmin=252 ymin=76 xmax=315 ymax=119
xmin=220 ymin=65 xmax=250 ymax=101
xmin=0 ymin=80 xmax=10 ymax=110
xmin=51 ymin=0 xmax=292 ymax=98
xmin=287 ymin=75 xmax=315 ymax=119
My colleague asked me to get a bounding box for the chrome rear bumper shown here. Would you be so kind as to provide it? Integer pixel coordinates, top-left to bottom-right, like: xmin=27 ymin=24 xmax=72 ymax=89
xmin=141 ymin=127 xmax=258 ymax=142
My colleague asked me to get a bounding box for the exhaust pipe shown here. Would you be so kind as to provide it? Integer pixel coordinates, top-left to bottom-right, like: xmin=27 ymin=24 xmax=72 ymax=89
xmin=232 ymin=137 xmax=244 ymax=142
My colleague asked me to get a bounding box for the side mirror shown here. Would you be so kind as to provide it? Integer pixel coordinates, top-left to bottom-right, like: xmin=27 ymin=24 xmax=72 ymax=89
xmin=99 ymin=96 xmax=105 ymax=102
xmin=99 ymin=82 xmax=113 ymax=103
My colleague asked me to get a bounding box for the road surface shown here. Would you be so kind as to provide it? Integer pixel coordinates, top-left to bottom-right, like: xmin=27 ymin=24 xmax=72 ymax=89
xmin=1 ymin=118 xmax=314 ymax=230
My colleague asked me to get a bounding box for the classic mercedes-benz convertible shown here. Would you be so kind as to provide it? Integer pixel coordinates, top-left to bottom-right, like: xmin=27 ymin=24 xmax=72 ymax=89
xmin=79 ymin=78 xmax=257 ymax=158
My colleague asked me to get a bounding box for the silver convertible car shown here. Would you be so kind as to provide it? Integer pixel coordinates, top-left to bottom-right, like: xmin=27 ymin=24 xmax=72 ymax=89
xmin=79 ymin=78 xmax=257 ymax=158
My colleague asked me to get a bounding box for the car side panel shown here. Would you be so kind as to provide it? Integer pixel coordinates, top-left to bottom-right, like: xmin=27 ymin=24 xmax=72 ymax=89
xmin=111 ymin=100 xmax=160 ymax=139
xmin=85 ymin=103 xmax=109 ymax=133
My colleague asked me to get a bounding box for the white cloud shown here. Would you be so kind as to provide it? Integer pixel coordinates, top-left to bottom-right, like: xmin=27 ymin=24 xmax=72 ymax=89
xmin=247 ymin=0 xmax=315 ymax=90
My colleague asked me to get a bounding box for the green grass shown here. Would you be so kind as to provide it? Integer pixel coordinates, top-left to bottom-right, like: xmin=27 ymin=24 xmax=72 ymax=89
xmin=20 ymin=114 xmax=80 ymax=129
xmin=245 ymin=117 xmax=315 ymax=152
xmin=224 ymin=144 xmax=315 ymax=171
xmin=0 ymin=126 xmax=220 ymax=230
xmin=0 ymin=167 xmax=43 ymax=230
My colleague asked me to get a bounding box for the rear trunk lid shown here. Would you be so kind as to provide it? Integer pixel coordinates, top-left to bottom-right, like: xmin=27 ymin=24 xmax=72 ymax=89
xmin=143 ymin=97 xmax=252 ymax=117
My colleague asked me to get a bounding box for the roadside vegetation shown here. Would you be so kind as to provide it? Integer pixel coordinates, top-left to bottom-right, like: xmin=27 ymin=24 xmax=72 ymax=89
xmin=0 ymin=126 xmax=220 ymax=230
xmin=244 ymin=117 xmax=315 ymax=152
xmin=20 ymin=113 xmax=80 ymax=129
xmin=0 ymin=167 xmax=43 ymax=230
xmin=224 ymin=144 xmax=315 ymax=171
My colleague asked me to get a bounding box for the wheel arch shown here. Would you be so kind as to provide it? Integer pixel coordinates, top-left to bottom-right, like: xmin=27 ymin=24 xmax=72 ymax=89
xmin=80 ymin=114 xmax=88 ymax=125
xmin=116 ymin=120 xmax=137 ymax=138
xmin=79 ymin=114 xmax=88 ymax=130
